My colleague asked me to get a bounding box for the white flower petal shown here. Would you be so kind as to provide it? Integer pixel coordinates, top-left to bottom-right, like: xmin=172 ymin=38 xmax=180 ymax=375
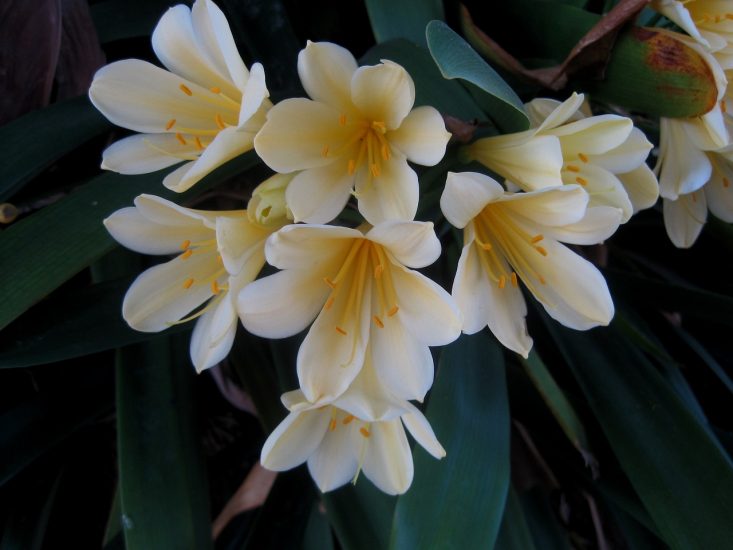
xmin=334 ymin=357 xmax=409 ymax=421
xmin=706 ymin=158 xmax=733 ymax=222
xmin=543 ymin=206 xmax=623 ymax=245
xmin=134 ymin=193 xmax=217 ymax=227
xmin=351 ymin=61 xmax=415 ymax=130
xmin=663 ymin=193 xmax=707 ymax=248
xmin=401 ymin=403 xmax=446 ymax=459
xmin=499 ymin=185 xmax=589 ymax=227
xmin=617 ymin=164 xmax=659 ymax=213
xmin=265 ymin=224 xmax=359 ymax=271
xmin=362 ymin=419 xmax=413 ymax=495
xmin=452 ymin=242 xmax=532 ymax=357
xmin=122 ymin=252 xmax=218 ymax=332
xmin=561 ymin=164 xmax=632 ymax=223
xmin=550 ymin=115 xmax=633 ymax=157
xmin=657 ymin=118 xmax=712 ymax=199
xmin=386 ymin=106 xmax=450 ymax=166
xmin=216 ymin=215 xmax=269 ymax=275
xmin=366 ymin=221 xmax=440 ymax=268
xmin=286 ymin=161 xmax=355 ymax=224
xmin=238 ymin=63 xmax=269 ymax=126
xmin=163 ymin=126 xmax=255 ymax=192
xmin=586 ymin=127 xmax=652 ymax=174
xmin=440 ymin=171 xmax=504 ymax=229
xmin=101 ymin=134 xmax=188 ymax=175
xmin=534 ymin=92 xmax=585 ymax=132
xmin=468 ymin=134 xmax=564 ymax=191
xmin=355 ymin=154 xmax=419 ymax=224
xmin=298 ymin=41 xmax=358 ymax=112
xmin=261 ymin=408 xmax=330 ymax=471
xmin=254 ymin=98 xmax=351 ymax=173
xmin=370 ymin=317 xmax=434 ymax=402
xmin=189 ymin=296 xmax=237 ymax=372
xmin=389 ymin=265 xmax=462 ymax=346
xmin=238 ymin=270 xmax=328 ymax=338
xmin=307 ymin=424 xmax=360 ymax=492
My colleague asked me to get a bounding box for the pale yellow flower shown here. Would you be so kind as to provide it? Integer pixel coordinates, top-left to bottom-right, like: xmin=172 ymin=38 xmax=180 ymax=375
xmin=104 ymin=186 xmax=287 ymax=371
xmin=254 ymin=41 xmax=451 ymax=224
xmin=238 ymin=221 xmax=462 ymax=402
xmin=89 ymin=0 xmax=271 ymax=192
xmin=440 ymin=172 xmax=616 ymax=357
xmin=261 ymin=352 xmax=445 ymax=495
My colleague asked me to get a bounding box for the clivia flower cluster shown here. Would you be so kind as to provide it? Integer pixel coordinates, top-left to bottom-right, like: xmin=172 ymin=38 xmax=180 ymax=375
xmin=92 ymin=0 xmax=661 ymax=494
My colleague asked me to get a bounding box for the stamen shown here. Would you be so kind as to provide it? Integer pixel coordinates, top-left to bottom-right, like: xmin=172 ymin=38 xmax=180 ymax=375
xmin=339 ymin=114 xmax=347 ymax=126
xmin=539 ymin=275 xmax=546 ymax=284
xmin=210 ymin=86 xmax=221 ymax=94
xmin=194 ymin=136 xmax=204 ymax=150
xmin=176 ymin=133 xmax=187 ymax=145
xmin=578 ymin=153 xmax=589 ymax=163
xmin=511 ymin=272 xmax=518 ymax=287
xmin=324 ymin=296 xmax=335 ymax=310
xmin=498 ymin=275 xmax=506 ymax=289
xmin=181 ymin=249 xmax=193 ymax=260
xmin=322 ymin=145 xmax=329 ymax=157
xmin=342 ymin=415 xmax=354 ymax=424
xmin=566 ymin=165 xmax=580 ymax=172
xmin=535 ymin=246 xmax=548 ymax=256
xmin=179 ymin=84 xmax=193 ymax=96
xmin=381 ymin=144 xmax=390 ymax=160
xmin=373 ymin=315 xmax=384 ymax=328
xmin=374 ymin=264 xmax=384 ymax=278
xmin=387 ymin=305 xmax=399 ymax=317
xmin=336 ymin=326 xmax=348 ymax=336
xmin=371 ymin=121 xmax=386 ymax=133
xmin=183 ymin=278 xmax=194 ymax=289
xmin=211 ymin=281 xmax=220 ymax=294
xmin=348 ymin=159 xmax=356 ymax=175
xmin=370 ymin=163 xmax=381 ymax=177
xmin=329 ymin=418 xmax=337 ymax=431
xmin=215 ymin=114 xmax=226 ymax=130
xmin=531 ymin=234 xmax=544 ymax=243
xmin=180 ymin=240 xmax=191 ymax=250
xmin=359 ymin=427 xmax=371 ymax=438
xmin=324 ymin=277 xmax=336 ymax=289
xmin=165 ymin=119 xmax=176 ymax=130
xmin=575 ymin=176 xmax=588 ymax=186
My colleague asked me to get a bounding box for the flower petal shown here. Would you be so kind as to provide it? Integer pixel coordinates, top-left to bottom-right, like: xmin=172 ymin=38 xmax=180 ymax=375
xmin=657 ymin=118 xmax=712 ymax=199
xmin=617 ymin=164 xmax=660 ymax=213
xmin=101 ymin=134 xmax=188 ymax=175
xmin=355 ymin=154 xmax=419 ymax=224
xmin=334 ymin=356 xmax=409 ymax=421
xmin=122 ymin=252 xmax=218 ymax=332
xmin=706 ymin=157 xmax=733 ymax=222
xmin=261 ymin=408 xmax=330 ymax=471
xmin=499 ymin=185 xmax=588 ymax=227
xmin=389 ymin=264 xmax=462 ymax=346
xmin=366 ymin=221 xmax=440 ymax=268
xmin=238 ymin=63 xmax=269 ymax=126
xmin=163 ymin=126 xmax=255 ymax=192
xmin=468 ymin=134 xmax=564 ymax=191
xmin=533 ymin=92 xmax=585 ymax=132
xmin=307 ymin=423 xmax=360 ymax=492
xmin=452 ymin=241 xmax=532 ymax=357
xmin=133 ymin=193 xmax=217 ymax=228
xmin=286 ymin=161 xmax=355 ymax=224
xmin=254 ymin=98 xmax=351 ymax=173
xmin=386 ymin=106 xmax=450 ymax=166
xmin=549 ymin=115 xmax=633 ymax=157
xmin=351 ymin=61 xmax=415 ymax=129
xmin=238 ymin=270 xmax=329 ymax=338
xmin=440 ymin=171 xmax=504 ymax=229
xmin=89 ymin=59 xmax=225 ymax=134
xmin=663 ymin=193 xmax=707 ymax=248
xmin=586 ymin=127 xmax=652 ymax=174
xmin=189 ymin=295 xmax=237 ymax=372
xmin=298 ymin=41 xmax=358 ymax=112
xmin=370 ymin=316 xmax=434 ymax=402
xmin=362 ymin=418 xmax=413 ymax=495
xmin=561 ymin=164 xmax=632 ymax=223
xmin=216 ymin=215 xmax=269 ymax=276
xmin=401 ymin=403 xmax=446 ymax=459
xmin=265 ymin=224 xmax=360 ymax=271
xmin=543 ymin=206 xmax=623 ymax=245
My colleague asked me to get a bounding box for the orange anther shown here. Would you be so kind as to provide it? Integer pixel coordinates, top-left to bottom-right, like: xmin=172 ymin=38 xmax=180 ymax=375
xmin=535 ymin=246 xmax=548 ymax=256
xmin=176 ymin=133 xmax=187 ymax=145
xmin=336 ymin=326 xmax=348 ymax=336
xmin=183 ymin=278 xmax=194 ymax=289
xmin=210 ymin=86 xmax=221 ymax=94
xmin=342 ymin=415 xmax=354 ymax=425
xmin=359 ymin=427 xmax=371 ymax=438
xmin=575 ymin=176 xmax=588 ymax=186
xmin=373 ymin=315 xmax=384 ymax=328
xmin=181 ymin=249 xmax=193 ymax=260
xmin=566 ymin=165 xmax=580 ymax=172
xmin=578 ymin=153 xmax=589 ymax=163
xmin=165 ymin=118 xmax=176 ymax=130
xmin=387 ymin=305 xmax=399 ymax=317
xmin=179 ymin=84 xmax=193 ymax=96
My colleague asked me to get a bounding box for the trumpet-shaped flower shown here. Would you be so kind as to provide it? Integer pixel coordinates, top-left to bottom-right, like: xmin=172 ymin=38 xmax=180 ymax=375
xmin=90 ymin=0 xmax=271 ymax=193
xmin=651 ymin=0 xmax=733 ymax=67
xmin=238 ymin=221 xmax=462 ymax=403
xmin=104 ymin=190 xmax=287 ymax=371
xmin=664 ymin=149 xmax=733 ymax=247
xmin=440 ymin=172 xmax=616 ymax=357
xmin=253 ymin=41 xmax=451 ymax=224
xmin=261 ymin=352 xmax=445 ymax=495
xmin=467 ymin=93 xmax=657 ymax=230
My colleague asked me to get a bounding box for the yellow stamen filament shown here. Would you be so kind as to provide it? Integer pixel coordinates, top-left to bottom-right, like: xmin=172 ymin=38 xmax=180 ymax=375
xmin=347 ymin=159 xmax=356 ymax=175
xmin=373 ymin=315 xmax=384 ymax=328
xmin=575 ymin=177 xmax=588 ymax=186
xmin=578 ymin=153 xmax=589 ymax=163
xmin=339 ymin=114 xmax=347 ymax=126
xmin=183 ymin=278 xmax=194 ymax=289
xmin=215 ymin=114 xmax=226 ymax=130
xmin=179 ymin=84 xmax=193 ymax=96
xmin=322 ymin=144 xmax=330 ymax=157
xmin=374 ymin=264 xmax=384 ymax=278
xmin=176 ymin=133 xmax=187 ymax=145
xmin=342 ymin=415 xmax=354 ymax=424
xmin=359 ymin=427 xmax=371 ymax=438
xmin=566 ymin=165 xmax=580 ymax=172
xmin=165 ymin=119 xmax=176 ymax=130
xmin=511 ymin=272 xmax=518 ymax=287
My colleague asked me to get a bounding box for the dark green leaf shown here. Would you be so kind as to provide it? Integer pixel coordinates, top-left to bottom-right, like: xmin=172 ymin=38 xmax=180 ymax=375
xmin=0 ymin=96 xmax=109 ymax=201
xmin=90 ymin=0 xmax=173 ymax=43
xmin=365 ymin=0 xmax=443 ymax=47
xmin=495 ymin=487 xmax=537 ymax=550
xmin=674 ymin=326 xmax=733 ymax=395
xmin=302 ymin=500 xmax=334 ymax=550
xmin=390 ymin=332 xmax=510 ymax=550
xmin=425 ymin=21 xmax=529 ymax=132
xmin=116 ymin=336 xmax=212 ymax=550
xmin=545 ymin=321 xmax=733 ymax=549
xmin=0 ymin=151 xmax=259 ymax=331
